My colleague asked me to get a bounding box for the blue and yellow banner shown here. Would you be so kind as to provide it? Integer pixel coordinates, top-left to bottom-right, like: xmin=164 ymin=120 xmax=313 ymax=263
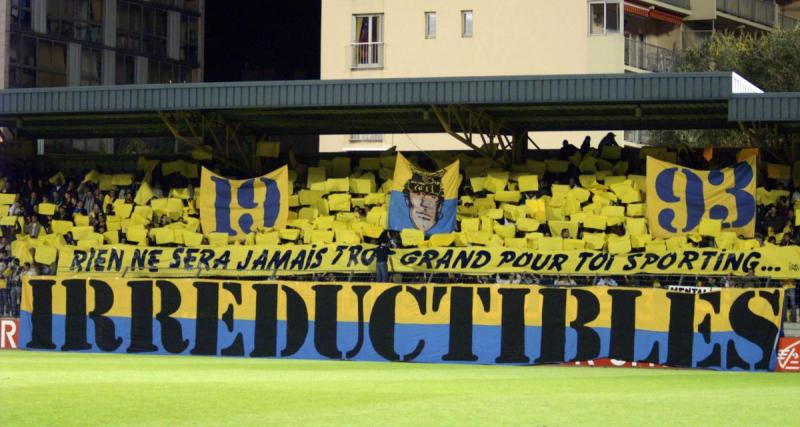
xmin=388 ymin=154 xmax=459 ymax=236
xmin=20 ymin=278 xmax=783 ymax=371
xmin=647 ymin=156 xmax=757 ymax=238
xmin=199 ymin=166 xmax=289 ymax=237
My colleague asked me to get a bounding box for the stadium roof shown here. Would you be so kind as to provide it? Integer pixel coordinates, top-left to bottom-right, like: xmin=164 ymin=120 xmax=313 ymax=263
xmin=1 ymin=72 xmax=799 ymax=139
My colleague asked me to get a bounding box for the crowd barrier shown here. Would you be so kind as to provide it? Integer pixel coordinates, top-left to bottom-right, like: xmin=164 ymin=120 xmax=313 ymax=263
xmin=19 ymin=277 xmax=784 ymax=371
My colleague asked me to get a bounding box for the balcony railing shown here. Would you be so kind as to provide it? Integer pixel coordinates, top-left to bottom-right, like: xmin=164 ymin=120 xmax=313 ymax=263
xmin=624 ymin=38 xmax=680 ymax=73
xmin=780 ymin=14 xmax=799 ymax=29
xmin=351 ymin=42 xmax=384 ymax=69
xmin=656 ymin=0 xmax=691 ymax=9
xmin=716 ymin=0 xmax=776 ymax=27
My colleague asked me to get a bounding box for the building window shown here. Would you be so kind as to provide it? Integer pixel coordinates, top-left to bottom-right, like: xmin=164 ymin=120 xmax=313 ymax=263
xmin=350 ymin=134 xmax=383 ymax=143
xmin=143 ymin=7 xmax=168 ymax=57
xmin=8 ymin=33 xmax=37 ymax=88
xmin=183 ymin=0 xmax=200 ymax=12
xmin=352 ymin=14 xmax=383 ymax=68
xmin=47 ymin=0 xmax=103 ymax=43
xmin=425 ymin=12 xmax=436 ymax=39
xmin=36 ymin=39 xmax=68 ymax=87
xmin=176 ymin=65 xmax=190 ymax=83
xmin=9 ymin=35 xmax=67 ymax=88
xmin=181 ymin=15 xmax=199 ymax=63
xmin=117 ymin=1 xmax=167 ymax=57
xmin=148 ymin=59 xmax=170 ymax=83
xmin=148 ymin=59 xmax=190 ymax=83
xmin=115 ymin=53 xmax=136 ymax=84
xmin=589 ymin=1 xmax=621 ymax=35
xmin=11 ymin=0 xmax=33 ymax=29
xmin=117 ymin=1 xmax=142 ymax=50
xmin=461 ymin=10 xmax=473 ymax=37
xmin=81 ymin=47 xmax=102 ymax=85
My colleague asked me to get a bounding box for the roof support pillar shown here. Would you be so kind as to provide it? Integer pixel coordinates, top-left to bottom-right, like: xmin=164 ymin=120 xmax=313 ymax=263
xmin=511 ymin=129 xmax=528 ymax=164
xmin=430 ymin=104 xmax=512 ymax=169
xmin=159 ymin=110 xmax=267 ymax=175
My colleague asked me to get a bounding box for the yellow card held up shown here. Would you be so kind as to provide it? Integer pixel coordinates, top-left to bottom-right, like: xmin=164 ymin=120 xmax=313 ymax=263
xmin=325 ymin=177 xmax=350 ymax=193
xmin=699 ymin=218 xmax=722 ymax=237
xmin=206 ymin=232 xmax=229 ymax=246
xmin=126 ymin=226 xmax=148 ymax=243
xmin=0 ymin=194 xmax=17 ymax=205
xmin=517 ymin=175 xmax=539 ymax=192
xmin=256 ymin=141 xmax=281 ymax=158
xmin=327 ymin=193 xmax=352 ymax=212
xmin=38 ymin=203 xmax=56 ymax=216
xmin=35 ymin=245 xmax=58 ymax=265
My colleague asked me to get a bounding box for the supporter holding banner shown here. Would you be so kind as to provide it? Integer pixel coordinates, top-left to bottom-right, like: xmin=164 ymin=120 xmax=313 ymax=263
xmin=389 ymin=154 xmax=459 ymax=236
xmin=19 ymin=278 xmax=784 ymax=371
xmin=647 ymin=155 xmax=756 ymax=238
xmin=198 ymin=166 xmax=289 ymax=237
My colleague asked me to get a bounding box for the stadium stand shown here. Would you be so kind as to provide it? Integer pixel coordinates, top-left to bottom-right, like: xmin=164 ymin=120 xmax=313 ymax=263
xmin=0 ymin=135 xmax=799 ymax=319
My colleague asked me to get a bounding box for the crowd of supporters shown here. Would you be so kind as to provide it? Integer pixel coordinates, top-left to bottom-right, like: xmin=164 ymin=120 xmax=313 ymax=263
xmin=0 ymin=134 xmax=799 ymax=319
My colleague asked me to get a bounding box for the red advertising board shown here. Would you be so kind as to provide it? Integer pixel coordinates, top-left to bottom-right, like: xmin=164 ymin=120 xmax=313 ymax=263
xmin=1 ymin=318 xmax=19 ymax=350
xmin=777 ymin=337 xmax=800 ymax=373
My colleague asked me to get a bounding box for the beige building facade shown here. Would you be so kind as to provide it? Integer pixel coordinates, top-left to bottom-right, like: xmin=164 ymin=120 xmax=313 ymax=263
xmin=320 ymin=0 xmax=800 ymax=152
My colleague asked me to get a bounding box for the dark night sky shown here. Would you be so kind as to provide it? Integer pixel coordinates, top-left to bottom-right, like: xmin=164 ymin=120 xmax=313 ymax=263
xmin=204 ymin=1 xmax=321 ymax=82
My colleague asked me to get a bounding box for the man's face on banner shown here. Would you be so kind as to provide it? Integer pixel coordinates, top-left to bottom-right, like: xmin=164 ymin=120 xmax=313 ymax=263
xmin=405 ymin=169 xmax=445 ymax=232
xmin=408 ymin=190 xmax=440 ymax=231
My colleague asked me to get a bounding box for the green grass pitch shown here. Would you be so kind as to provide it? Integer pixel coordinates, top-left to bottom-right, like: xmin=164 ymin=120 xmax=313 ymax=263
xmin=1 ymin=351 xmax=798 ymax=426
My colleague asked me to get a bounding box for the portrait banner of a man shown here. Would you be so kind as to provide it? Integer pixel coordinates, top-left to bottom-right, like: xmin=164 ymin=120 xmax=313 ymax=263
xmin=388 ymin=153 xmax=460 ymax=236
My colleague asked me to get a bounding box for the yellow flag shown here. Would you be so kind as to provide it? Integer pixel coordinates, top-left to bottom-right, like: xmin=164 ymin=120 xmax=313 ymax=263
xmin=428 ymin=233 xmax=455 ymax=247
xmin=647 ymin=156 xmax=756 ymax=238
xmin=327 ymin=194 xmax=352 ymax=212
xmin=48 ymin=172 xmax=65 ymax=185
xmin=0 ymin=216 xmax=17 ymax=226
xmin=82 ymin=170 xmax=100 ymax=184
xmin=162 ymin=160 xmax=184 ymax=176
xmin=767 ymin=163 xmax=791 ymax=180
xmin=134 ymin=181 xmax=154 ymax=206
xmin=191 ymin=147 xmax=213 ymax=161
xmin=699 ymin=218 xmax=722 ymax=237
xmin=51 ymin=220 xmax=73 ymax=235
xmin=137 ymin=157 xmax=160 ymax=173
xmin=400 ymin=229 xmax=425 ymax=246
xmin=389 ymin=153 xmax=460 ymax=236
xmin=34 ymin=245 xmax=57 ymax=264
xmin=98 ymin=174 xmax=115 ymax=191
xmin=198 ymin=166 xmax=289 ymax=237
xmin=517 ymin=175 xmax=539 ymax=192
xmin=256 ymin=141 xmax=280 ymax=158
xmin=126 ymin=226 xmax=147 ymax=243
xmin=112 ymin=174 xmax=134 ymax=186
xmin=38 ymin=203 xmax=56 ymax=216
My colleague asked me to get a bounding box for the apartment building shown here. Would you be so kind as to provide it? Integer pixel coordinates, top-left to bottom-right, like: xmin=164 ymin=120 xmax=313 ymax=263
xmin=0 ymin=0 xmax=204 ymax=154
xmin=320 ymin=0 xmax=800 ymax=152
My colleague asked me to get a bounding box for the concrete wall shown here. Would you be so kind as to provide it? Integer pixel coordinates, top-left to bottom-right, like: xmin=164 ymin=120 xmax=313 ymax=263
xmin=320 ymin=0 xmax=627 ymax=152
xmin=686 ymin=0 xmax=717 ymax=21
